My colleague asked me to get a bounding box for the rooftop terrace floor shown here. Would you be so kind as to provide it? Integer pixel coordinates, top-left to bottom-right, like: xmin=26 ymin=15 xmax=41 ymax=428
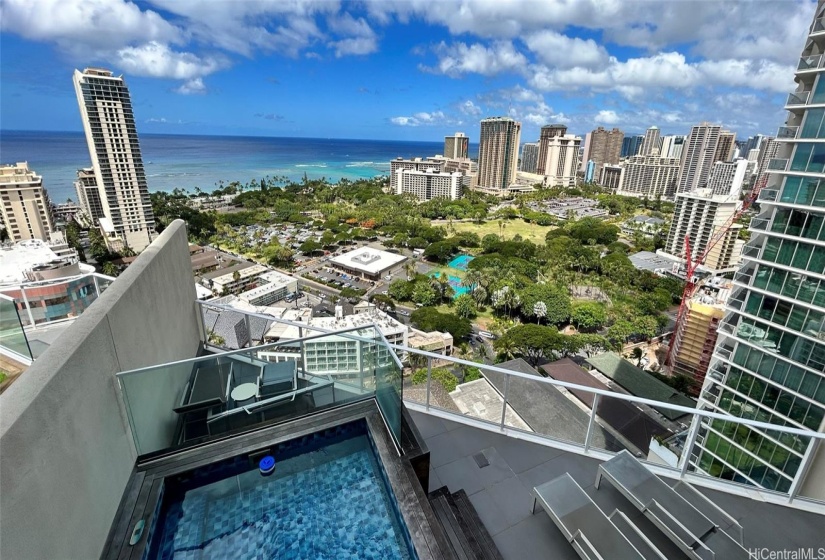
xmin=411 ymin=410 xmax=825 ymax=560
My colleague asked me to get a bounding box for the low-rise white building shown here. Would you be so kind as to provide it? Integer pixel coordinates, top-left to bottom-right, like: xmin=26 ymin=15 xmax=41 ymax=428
xmin=330 ymin=247 xmax=406 ymax=281
xmin=237 ymin=270 xmax=298 ymax=306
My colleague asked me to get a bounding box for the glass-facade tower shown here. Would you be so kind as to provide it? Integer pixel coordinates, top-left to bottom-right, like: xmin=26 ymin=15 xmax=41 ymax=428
xmin=686 ymin=3 xmax=825 ymax=495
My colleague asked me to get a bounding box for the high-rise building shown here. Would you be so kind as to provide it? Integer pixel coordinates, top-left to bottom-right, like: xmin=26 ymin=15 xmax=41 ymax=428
xmin=599 ymin=165 xmax=623 ymax=190
xmin=707 ymin=159 xmax=750 ymax=197
xmin=583 ymin=127 xmax=623 ymax=174
xmin=662 ymin=189 xmax=743 ymax=274
xmin=621 ymin=134 xmax=645 ymax=158
xmin=443 ymin=132 xmax=469 ymax=159
xmin=73 ymin=68 xmax=154 ymax=251
xmin=639 ymin=126 xmax=662 ymax=156
xmin=536 ymin=124 xmax=567 ymax=175
xmin=677 ymin=122 xmax=722 ymax=193
xmin=520 ymin=142 xmax=539 ymax=173
xmin=686 ymin=3 xmax=825 ymax=494
xmin=661 ymin=135 xmax=686 ymax=160
xmin=715 ymin=130 xmax=737 ymax=162
xmin=394 ymin=169 xmax=463 ymax=201
xmin=0 ymin=162 xmax=54 ymax=242
xmin=670 ymin=292 xmax=727 ymax=396
xmin=755 ymin=137 xmax=779 ymax=183
xmin=615 ymin=153 xmax=680 ymax=199
xmin=389 ymin=157 xmax=442 ymax=193
xmin=477 ymin=117 xmax=521 ymax=193
xmin=74 ymin=167 xmax=105 ymax=222
xmin=537 ymin=133 xmax=581 ymax=188
xmin=743 ymin=134 xmax=767 ymax=157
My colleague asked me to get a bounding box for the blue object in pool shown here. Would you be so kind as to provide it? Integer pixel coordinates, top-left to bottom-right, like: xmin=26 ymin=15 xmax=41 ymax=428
xmin=259 ymin=455 xmax=276 ymax=476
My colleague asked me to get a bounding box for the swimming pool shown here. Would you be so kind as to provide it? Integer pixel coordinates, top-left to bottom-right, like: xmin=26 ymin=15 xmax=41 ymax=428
xmin=447 ymin=254 xmax=474 ymax=271
xmin=149 ymin=421 xmax=416 ymax=559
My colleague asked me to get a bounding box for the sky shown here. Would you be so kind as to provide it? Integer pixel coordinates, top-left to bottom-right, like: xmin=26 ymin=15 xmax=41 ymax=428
xmin=0 ymin=0 xmax=817 ymax=142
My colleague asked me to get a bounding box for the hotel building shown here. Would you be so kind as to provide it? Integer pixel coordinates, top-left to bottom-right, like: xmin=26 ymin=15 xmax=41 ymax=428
xmin=477 ymin=117 xmax=521 ymax=193
xmin=73 ymin=68 xmax=155 ymax=251
xmin=0 ymin=162 xmax=54 ymax=242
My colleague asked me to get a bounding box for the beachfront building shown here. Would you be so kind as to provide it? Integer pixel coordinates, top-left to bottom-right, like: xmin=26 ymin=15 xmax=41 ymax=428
xmin=330 ymin=247 xmax=407 ymax=281
xmin=389 ymin=157 xmax=442 ymax=193
xmin=395 ymin=168 xmax=463 ymax=201
xmin=0 ymin=162 xmax=54 ymax=242
xmin=73 ymin=67 xmax=155 ymax=252
xmin=74 ymin=167 xmax=104 ymax=224
xmin=443 ymin=132 xmax=469 ymax=159
xmin=477 ymin=117 xmax=521 ymax=194
xmin=616 ymin=152 xmax=681 ymax=199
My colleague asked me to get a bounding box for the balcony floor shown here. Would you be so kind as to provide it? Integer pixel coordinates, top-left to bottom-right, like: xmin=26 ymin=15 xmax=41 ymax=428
xmin=410 ymin=410 xmax=825 ymax=559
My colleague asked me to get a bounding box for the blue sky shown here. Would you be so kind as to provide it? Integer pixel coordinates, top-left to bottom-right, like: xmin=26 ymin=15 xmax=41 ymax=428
xmin=0 ymin=0 xmax=816 ymax=142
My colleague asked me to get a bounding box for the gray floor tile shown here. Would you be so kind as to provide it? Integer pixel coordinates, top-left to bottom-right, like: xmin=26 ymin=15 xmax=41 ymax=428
xmin=410 ymin=412 xmax=447 ymax=440
xmin=475 ymin=447 xmax=516 ymax=489
xmin=467 ymin=489 xmax=510 ymax=537
xmin=485 ymin=476 xmax=534 ymax=528
xmin=493 ymin=512 xmax=580 ymax=560
xmin=490 ymin=436 xmax=565 ymax=473
xmin=427 ymin=467 xmax=443 ymax=493
xmin=425 ymin=431 xmax=464 ymax=468
xmin=435 ymin=456 xmax=485 ymax=496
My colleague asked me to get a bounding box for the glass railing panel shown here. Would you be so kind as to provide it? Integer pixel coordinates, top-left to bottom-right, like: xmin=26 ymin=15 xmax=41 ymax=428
xmin=117 ymin=330 xmax=386 ymax=457
xmin=375 ymin=331 xmax=403 ymax=448
xmin=758 ymin=189 xmax=778 ymax=202
xmin=767 ymin=158 xmax=789 ymax=171
xmin=776 ymin=126 xmax=799 ymax=139
xmin=813 ymin=18 xmax=825 ymax=33
xmin=797 ymin=56 xmax=821 ymax=71
xmin=0 ymin=296 xmax=32 ymax=360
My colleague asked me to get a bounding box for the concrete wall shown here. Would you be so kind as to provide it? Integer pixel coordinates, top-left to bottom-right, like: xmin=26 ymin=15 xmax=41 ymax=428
xmin=0 ymin=220 xmax=201 ymax=560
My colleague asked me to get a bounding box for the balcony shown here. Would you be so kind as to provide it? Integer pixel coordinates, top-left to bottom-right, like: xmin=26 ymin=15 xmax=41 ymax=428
xmin=741 ymin=239 xmax=762 ymax=259
xmin=767 ymin=158 xmax=790 ymax=171
xmin=750 ymin=216 xmax=770 ymax=231
xmin=811 ymin=17 xmax=825 ymax=35
xmin=797 ymin=55 xmax=823 ymax=72
xmin=776 ymin=126 xmax=800 ymax=139
xmin=759 ymin=188 xmax=779 ymax=202
xmin=786 ymin=91 xmax=811 ymax=107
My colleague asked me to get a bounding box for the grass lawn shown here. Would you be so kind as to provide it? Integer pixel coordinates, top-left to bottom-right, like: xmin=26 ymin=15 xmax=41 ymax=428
xmin=440 ymin=218 xmax=556 ymax=245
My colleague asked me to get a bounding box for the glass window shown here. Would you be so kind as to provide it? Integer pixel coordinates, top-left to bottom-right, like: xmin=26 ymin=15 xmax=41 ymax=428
xmin=791 ymin=143 xmax=814 ymax=172
xmin=801 ymin=108 xmax=825 ymax=138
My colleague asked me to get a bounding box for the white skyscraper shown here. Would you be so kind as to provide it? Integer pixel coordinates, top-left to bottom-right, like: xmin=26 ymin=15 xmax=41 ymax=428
xmin=639 ymin=125 xmax=662 ymax=156
xmin=73 ymin=68 xmax=155 ymax=252
xmin=677 ymin=122 xmax=722 ymax=194
xmin=443 ymin=132 xmax=469 ymax=159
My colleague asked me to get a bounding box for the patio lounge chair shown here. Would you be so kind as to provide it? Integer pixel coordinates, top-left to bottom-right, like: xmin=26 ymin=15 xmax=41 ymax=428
xmin=532 ymin=473 xmax=667 ymax=560
xmin=595 ymin=450 xmax=746 ymax=560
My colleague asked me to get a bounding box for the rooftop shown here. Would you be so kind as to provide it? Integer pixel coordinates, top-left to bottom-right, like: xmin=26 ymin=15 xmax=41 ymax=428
xmin=628 ymin=250 xmax=675 ymax=273
xmin=0 ymin=239 xmax=91 ymax=285
xmin=585 ymin=352 xmax=695 ymax=421
xmin=329 ymin=246 xmax=406 ymax=274
xmin=412 ymin=410 xmax=825 ymax=560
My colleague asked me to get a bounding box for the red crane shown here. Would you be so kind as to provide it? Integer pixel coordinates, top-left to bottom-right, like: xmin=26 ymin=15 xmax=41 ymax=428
xmin=664 ymin=175 xmax=769 ymax=368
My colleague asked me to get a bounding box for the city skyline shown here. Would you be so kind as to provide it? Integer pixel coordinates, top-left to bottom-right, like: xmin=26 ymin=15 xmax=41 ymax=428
xmin=0 ymin=0 xmax=815 ymax=141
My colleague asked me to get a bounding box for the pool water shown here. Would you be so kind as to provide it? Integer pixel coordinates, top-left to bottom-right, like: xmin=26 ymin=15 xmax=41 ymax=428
xmin=150 ymin=424 xmax=415 ymax=559
xmin=447 ymin=254 xmax=474 ymax=271
xmin=429 ymin=271 xmax=470 ymax=298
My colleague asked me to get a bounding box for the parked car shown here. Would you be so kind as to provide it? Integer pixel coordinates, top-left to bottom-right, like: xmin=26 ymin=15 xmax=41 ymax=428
xmin=478 ymin=331 xmax=496 ymax=339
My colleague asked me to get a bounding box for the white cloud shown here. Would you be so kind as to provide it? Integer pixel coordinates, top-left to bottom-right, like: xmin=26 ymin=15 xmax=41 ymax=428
xmin=421 ymin=41 xmax=527 ymax=77
xmin=0 ymin=0 xmax=181 ymax=55
xmin=524 ymin=30 xmax=608 ymax=68
xmin=329 ymin=37 xmax=378 ymax=57
xmin=116 ymin=42 xmax=226 ymax=80
xmin=174 ymin=78 xmax=207 ymax=95
xmin=594 ymin=110 xmax=620 ymax=125
xmin=389 ymin=110 xmax=449 ymax=126
xmin=459 ymin=100 xmax=482 ymax=116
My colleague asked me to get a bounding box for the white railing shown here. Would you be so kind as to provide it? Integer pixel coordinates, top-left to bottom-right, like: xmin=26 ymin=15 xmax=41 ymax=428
xmin=198 ymin=301 xmax=825 ymax=508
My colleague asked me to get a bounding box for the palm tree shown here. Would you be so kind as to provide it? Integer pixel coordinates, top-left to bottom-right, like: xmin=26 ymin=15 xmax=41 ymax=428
xmin=472 ymin=285 xmax=487 ymax=306
xmin=404 ymin=261 xmax=416 ymax=280
xmin=462 ymin=270 xmax=483 ymax=293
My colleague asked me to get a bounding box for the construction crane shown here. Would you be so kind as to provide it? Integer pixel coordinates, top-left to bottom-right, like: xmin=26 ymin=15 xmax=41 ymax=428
xmin=664 ymin=174 xmax=769 ymax=368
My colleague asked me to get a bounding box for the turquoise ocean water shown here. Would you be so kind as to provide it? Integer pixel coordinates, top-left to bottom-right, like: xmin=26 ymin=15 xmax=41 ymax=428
xmin=0 ymin=131 xmax=478 ymax=204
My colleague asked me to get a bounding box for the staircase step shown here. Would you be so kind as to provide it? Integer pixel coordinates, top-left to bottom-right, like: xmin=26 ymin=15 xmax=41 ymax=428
xmin=450 ymin=489 xmax=504 ymax=560
xmin=428 ymin=487 xmax=474 ymax=560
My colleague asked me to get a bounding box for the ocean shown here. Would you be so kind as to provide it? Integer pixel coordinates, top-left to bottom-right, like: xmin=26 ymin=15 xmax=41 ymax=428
xmin=0 ymin=131 xmax=479 ymax=204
